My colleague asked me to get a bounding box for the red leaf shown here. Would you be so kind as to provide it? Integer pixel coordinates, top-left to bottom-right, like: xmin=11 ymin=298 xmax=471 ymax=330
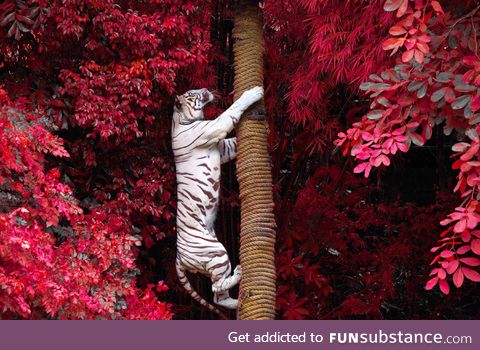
xmin=156 ymin=281 xmax=169 ymax=292
xmin=440 ymin=227 xmax=452 ymax=237
xmin=460 ymin=143 xmax=479 ymax=161
xmin=471 ymin=95 xmax=480 ymax=112
xmin=414 ymin=49 xmax=424 ymax=64
xmin=404 ymin=37 xmax=416 ymax=50
xmin=464 ymin=56 xmax=480 ymax=66
xmin=461 ymin=230 xmax=471 ymax=242
xmin=457 ymin=245 xmax=471 ymax=255
xmin=453 ymin=269 xmax=464 ymax=288
xmin=454 ymin=219 xmax=467 ymax=233
xmin=463 ymin=56 xmax=480 ymax=67
xmin=389 ymin=26 xmax=407 ymax=36
xmin=373 ymin=154 xmax=390 ymax=167
xmin=446 ymin=260 xmax=459 ymax=274
xmin=462 ymin=267 xmax=480 ymax=282
xmin=460 ymin=257 xmax=480 ymax=266
xmin=382 ymin=37 xmax=405 ymax=51
xmin=440 ymin=250 xmax=454 ymax=258
xmin=402 ymin=49 xmax=414 ymax=62
xmin=438 ymin=279 xmax=450 ymax=294
xmin=397 ymin=0 xmax=408 ymax=17
xmin=425 ymin=276 xmax=439 ymax=290
xmin=431 ymin=1 xmax=444 ymax=14
xmin=417 ymin=35 xmax=431 ymax=43
xmin=416 ymin=42 xmax=429 ymax=54
xmin=463 ymin=70 xmax=475 ymax=83
xmin=353 ymin=162 xmax=369 ymax=174
xmin=472 ymin=239 xmax=480 ymax=255
xmin=431 ymin=244 xmax=446 ymax=253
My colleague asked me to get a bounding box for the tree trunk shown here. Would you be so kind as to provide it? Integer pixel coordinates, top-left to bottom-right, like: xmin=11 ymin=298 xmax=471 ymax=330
xmin=233 ymin=0 xmax=276 ymax=320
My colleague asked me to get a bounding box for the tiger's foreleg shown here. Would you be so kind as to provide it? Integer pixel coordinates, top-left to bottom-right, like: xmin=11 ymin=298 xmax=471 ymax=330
xmin=219 ymin=138 xmax=237 ymax=164
xmin=199 ymin=86 xmax=263 ymax=146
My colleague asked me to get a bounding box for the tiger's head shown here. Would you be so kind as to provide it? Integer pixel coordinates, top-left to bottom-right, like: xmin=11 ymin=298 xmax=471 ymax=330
xmin=174 ymin=88 xmax=215 ymax=124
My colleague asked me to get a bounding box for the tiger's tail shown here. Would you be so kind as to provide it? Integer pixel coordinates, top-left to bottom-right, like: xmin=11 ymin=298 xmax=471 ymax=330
xmin=176 ymin=261 xmax=228 ymax=320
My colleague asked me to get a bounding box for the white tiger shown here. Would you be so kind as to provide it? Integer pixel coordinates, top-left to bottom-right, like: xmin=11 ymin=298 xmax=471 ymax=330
xmin=172 ymin=86 xmax=264 ymax=317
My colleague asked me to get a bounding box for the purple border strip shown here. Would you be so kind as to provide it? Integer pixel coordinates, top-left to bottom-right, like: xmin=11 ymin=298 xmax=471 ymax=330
xmin=0 ymin=320 xmax=478 ymax=350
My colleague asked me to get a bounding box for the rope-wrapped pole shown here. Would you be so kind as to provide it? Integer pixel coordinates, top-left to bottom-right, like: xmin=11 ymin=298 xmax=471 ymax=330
xmin=233 ymin=0 xmax=276 ymax=320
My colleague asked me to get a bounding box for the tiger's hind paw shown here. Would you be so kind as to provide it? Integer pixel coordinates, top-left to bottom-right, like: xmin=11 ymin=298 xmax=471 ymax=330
xmin=212 ymin=267 xmax=242 ymax=293
xmin=214 ymin=297 xmax=238 ymax=310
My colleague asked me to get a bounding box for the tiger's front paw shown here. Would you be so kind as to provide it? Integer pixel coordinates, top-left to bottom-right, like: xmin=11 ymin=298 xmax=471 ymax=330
xmin=240 ymin=86 xmax=264 ymax=107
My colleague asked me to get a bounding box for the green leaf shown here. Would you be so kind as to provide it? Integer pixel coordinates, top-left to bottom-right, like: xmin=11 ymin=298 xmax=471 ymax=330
xmin=377 ymin=97 xmax=391 ymax=107
xmin=407 ymin=81 xmax=424 ymax=92
xmin=367 ymin=110 xmax=383 ymax=120
xmin=369 ymin=74 xmax=383 ymax=82
xmin=0 ymin=12 xmax=15 ymax=27
xmin=465 ymin=128 xmax=479 ymax=142
xmin=409 ymin=132 xmax=425 ymax=146
xmin=417 ymin=84 xmax=428 ymax=99
xmin=431 ymin=88 xmax=446 ymax=102
xmin=454 ymin=82 xmax=476 ymax=93
xmin=384 ymin=0 xmax=403 ymax=12
xmin=360 ymin=82 xmax=374 ymax=91
xmin=374 ymin=83 xmax=392 ymax=90
xmin=437 ymin=72 xmax=453 ymax=82
xmin=448 ymin=35 xmax=458 ymax=49
xmin=452 ymin=95 xmax=471 ymax=110
xmin=468 ymin=115 xmax=480 ymax=125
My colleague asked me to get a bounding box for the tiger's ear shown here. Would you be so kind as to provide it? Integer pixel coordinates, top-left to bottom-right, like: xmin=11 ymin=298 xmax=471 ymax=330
xmin=174 ymin=95 xmax=182 ymax=109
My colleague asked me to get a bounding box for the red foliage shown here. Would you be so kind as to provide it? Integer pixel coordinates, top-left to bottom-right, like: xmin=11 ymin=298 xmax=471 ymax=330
xmin=265 ymin=0 xmax=480 ymax=319
xmin=0 ymin=90 xmax=172 ymax=319
xmin=263 ymin=0 xmax=395 ymax=139
xmin=275 ymin=163 xmax=462 ymax=319
xmin=0 ymin=0 xmax=213 ymax=319
xmin=335 ymin=0 xmax=480 ymax=295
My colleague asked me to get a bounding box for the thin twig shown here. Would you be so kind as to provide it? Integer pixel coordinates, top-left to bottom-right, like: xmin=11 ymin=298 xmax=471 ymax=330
xmin=471 ymin=14 xmax=479 ymax=59
xmin=440 ymin=4 xmax=480 ymax=46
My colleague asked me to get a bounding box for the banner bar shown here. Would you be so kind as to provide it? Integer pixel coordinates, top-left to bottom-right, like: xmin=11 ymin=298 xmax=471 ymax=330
xmin=0 ymin=320 xmax=478 ymax=350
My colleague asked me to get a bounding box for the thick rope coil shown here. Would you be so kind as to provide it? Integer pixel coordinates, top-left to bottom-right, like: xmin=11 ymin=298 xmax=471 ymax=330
xmin=233 ymin=0 xmax=277 ymax=320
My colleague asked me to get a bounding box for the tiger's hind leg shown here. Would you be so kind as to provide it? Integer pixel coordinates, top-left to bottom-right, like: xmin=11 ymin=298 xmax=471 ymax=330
xmin=212 ymin=265 xmax=242 ymax=293
xmin=206 ymin=248 xmax=242 ymax=309
xmin=213 ymin=266 xmax=242 ymax=309
xmin=214 ymin=291 xmax=237 ymax=309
